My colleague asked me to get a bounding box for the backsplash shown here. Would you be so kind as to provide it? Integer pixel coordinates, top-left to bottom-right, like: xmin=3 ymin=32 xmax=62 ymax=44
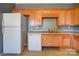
xmin=59 ymin=26 xmax=79 ymax=32
xmin=28 ymin=18 xmax=57 ymax=31
xmin=28 ymin=18 xmax=79 ymax=32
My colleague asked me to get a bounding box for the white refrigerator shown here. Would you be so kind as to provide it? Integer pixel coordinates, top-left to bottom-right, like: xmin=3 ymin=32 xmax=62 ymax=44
xmin=2 ymin=13 xmax=27 ymax=54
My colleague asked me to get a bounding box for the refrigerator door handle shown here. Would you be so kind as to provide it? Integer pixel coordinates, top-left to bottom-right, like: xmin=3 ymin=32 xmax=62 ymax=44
xmin=2 ymin=27 xmax=4 ymax=35
xmin=2 ymin=18 xmax=4 ymax=35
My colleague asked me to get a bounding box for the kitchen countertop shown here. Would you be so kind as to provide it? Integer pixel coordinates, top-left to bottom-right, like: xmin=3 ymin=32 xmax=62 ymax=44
xmin=28 ymin=31 xmax=79 ymax=35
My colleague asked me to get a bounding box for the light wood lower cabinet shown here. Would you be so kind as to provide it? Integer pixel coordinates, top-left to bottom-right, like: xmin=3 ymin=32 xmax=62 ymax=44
xmin=77 ymin=40 xmax=79 ymax=52
xmin=42 ymin=33 xmax=79 ymax=53
xmin=51 ymin=34 xmax=62 ymax=47
xmin=62 ymin=34 xmax=73 ymax=48
xmin=72 ymin=35 xmax=79 ymax=52
xmin=42 ymin=34 xmax=52 ymax=46
xmin=42 ymin=34 xmax=62 ymax=47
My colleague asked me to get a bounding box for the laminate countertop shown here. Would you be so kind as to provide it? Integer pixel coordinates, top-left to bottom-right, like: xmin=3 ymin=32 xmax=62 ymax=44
xmin=28 ymin=31 xmax=79 ymax=36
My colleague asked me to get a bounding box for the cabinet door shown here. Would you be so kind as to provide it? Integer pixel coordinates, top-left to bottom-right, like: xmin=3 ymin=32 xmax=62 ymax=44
xmin=73 ymin=7 xmax=79 ymax=25
xmin=74 ymin=35 xmax=79 ymax=49
xmin=77 ymin=39 xmax=79 ymax=52
xmin=42 ymin=34 xmax=52 ymax=46
xmin=58 ymin=10 xmax=66 ymax=26
xmin=72 ymin=35 xmax=79 ymax=52
xmin=29 ymin=13 xmax=36 ymax=26
xmin=29 ymin=13 xmax=42 ymax=26
xmin=42 ymin=34 xmax=62 ymax=47
xmin=65 ymin=10 xmax=73 ymax=26
xmin=34 ymin=14 xmax=42 ymax=26
xmin=62 ymin=34 xmax=72 ymax=48
xmin=71 ymin=35 xmax=77 ymax=49
xmin=51 ymin=34 xmax=62 ymax=47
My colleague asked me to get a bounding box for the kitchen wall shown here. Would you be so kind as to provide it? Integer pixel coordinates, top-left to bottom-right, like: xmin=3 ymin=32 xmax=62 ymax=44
xmin=15 ymin=3 xmax=74 ymax=9
xmin=0 ymin=3 xmax=15 ymax=13
xmin=28 ymin=18 xmax=57 ymax=31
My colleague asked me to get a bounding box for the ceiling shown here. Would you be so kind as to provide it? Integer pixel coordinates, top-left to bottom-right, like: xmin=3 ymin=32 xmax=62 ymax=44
xmin=15 ymin=3 xmax=76 ymax=9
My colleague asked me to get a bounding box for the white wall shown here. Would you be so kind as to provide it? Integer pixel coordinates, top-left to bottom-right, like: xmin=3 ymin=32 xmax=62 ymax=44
xmin=15 ymin=3 xmax=74 ymax=9
xmin=0 ymin=3 xmax=15 ymax=13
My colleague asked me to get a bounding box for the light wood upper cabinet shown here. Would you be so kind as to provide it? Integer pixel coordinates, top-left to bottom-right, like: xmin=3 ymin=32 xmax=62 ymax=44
xmin=29 ymin=13 xmax=36 ymax=26
xmin=72 ymin=7 xmax=79 ymax=26
xmin=29 ymin=12 xmax=42 ymax=26
xmin=59 ymin=8 xmax=79 ymax=26
xmin=58 ymin=10 xmax=66 ymax=26
xmin=58 ymin=9 xmax=73 ymax=26
xmin=34 ymin=13 xmax=42 ymax=26
xmin=65 ymin=9 xmax=73 ymax=26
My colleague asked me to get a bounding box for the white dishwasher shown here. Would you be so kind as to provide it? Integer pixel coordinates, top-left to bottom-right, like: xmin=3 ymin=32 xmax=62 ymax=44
xmin=28 ymin=33 xmax=41 ymax=51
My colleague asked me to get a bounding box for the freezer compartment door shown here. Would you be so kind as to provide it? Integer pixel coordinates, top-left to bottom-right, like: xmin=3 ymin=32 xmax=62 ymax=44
xmin=3 ymin=28 xmax=21 ymax=54
xmin=3 ymin=13 xmax=21 ymax=27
